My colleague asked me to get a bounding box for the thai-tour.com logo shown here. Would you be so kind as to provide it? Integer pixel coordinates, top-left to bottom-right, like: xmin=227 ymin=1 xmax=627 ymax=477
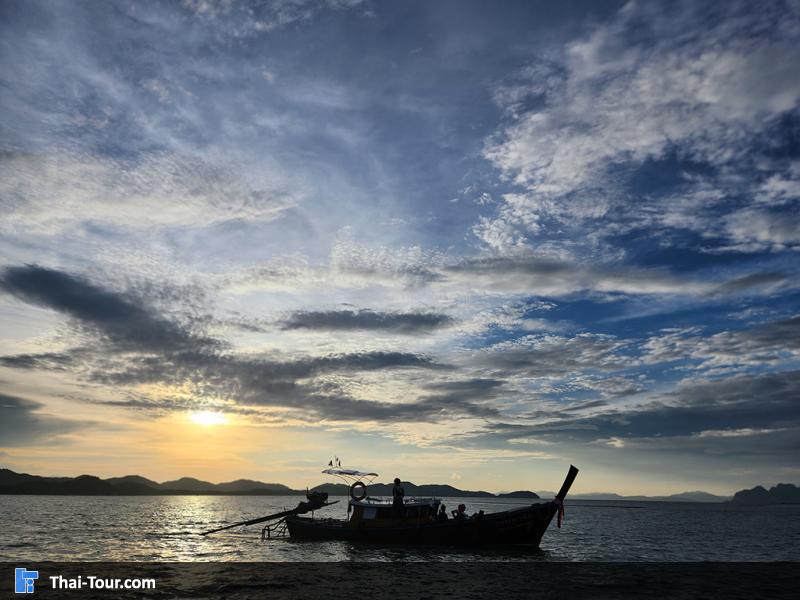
xmin=14 ymin=568 xmax=39 ymax=594
xmin=14 ymin=567 xmax=156 ymax=593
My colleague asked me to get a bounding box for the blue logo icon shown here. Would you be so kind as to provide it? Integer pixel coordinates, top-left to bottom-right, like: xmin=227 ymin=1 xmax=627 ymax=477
xmin=15 ymin=568 xmax=39 ymax=594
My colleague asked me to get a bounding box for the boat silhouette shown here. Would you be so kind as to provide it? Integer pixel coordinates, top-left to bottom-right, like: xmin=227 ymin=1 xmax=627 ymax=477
xmin=202 ymin=465 xmax=579 ymax=547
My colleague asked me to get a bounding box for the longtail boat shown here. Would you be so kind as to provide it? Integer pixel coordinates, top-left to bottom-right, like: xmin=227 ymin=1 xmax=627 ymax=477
xmin=202 ymin=464 xmax=578 ymax=547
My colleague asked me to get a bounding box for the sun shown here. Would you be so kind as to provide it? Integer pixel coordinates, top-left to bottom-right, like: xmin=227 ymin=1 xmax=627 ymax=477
xmin=189 ymin=410 xmax=228 ymax=426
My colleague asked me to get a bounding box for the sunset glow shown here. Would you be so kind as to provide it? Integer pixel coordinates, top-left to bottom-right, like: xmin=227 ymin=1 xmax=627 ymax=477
xmin=1 ymin=0 xmax=799 ymax=496
xmin=189 ymin=411 xmax=228 ymax=427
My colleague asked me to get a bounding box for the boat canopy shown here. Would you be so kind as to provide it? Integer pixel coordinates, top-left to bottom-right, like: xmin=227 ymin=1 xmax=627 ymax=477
xmin=350 ymin=497 xmax=438 ymax=507
xmin=321 ymin=468 xmax=378 ymax=478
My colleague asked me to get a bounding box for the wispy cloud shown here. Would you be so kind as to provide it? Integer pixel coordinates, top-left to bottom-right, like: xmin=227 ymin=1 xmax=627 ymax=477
xmin=643 ymin=315 xmax=800 ymax=371
xmin=1 ymin=0 xmax=798 ymax=490
xmin=0 ymin=265 xmax=217 ymax=353
xmin=480 ymin=0 xmax=800 ymax=253
xmin=455 ymin=369 xmax=800 ymax=455
xmin=280 ymin=308 xmax=455 ymax=333
xmin=0 ymin=393 xmax=83 ymax=446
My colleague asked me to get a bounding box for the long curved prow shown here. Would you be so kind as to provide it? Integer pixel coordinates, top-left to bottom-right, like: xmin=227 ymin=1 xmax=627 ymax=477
xmin=555 ymin=465 xmax=579 ymax=501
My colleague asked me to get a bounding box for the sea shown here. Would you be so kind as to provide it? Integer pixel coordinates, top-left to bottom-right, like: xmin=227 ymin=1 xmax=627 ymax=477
xmin=1 ymin=495 xmax=798 ymax=562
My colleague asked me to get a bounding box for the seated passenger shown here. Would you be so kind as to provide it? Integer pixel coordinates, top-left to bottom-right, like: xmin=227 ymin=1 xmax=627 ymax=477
xmin=436 ymin=504 xmax=448 ymax=522
xmin=451 ymin=503 xmax=467 ymax=522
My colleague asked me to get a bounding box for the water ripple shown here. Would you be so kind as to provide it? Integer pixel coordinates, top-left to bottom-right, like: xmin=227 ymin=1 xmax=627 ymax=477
xmin=0 ymin=495 xmax=798 ymax=561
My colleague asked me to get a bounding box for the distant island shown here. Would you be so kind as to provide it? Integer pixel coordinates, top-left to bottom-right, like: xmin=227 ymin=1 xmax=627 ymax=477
xmin=561 ymin=485 xmax=799 ymax=505
xmin=497 ymin=490 xmax=542 ymax=499
xmin=730 ymin=483 xmax=800 ymax=505
xmin=556 ymin=491 xmax=732 ymax=503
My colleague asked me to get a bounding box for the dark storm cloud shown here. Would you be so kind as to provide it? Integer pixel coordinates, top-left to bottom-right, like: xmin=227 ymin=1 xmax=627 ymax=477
xmin=0 ymin=265 xmax=216 ymax=353
xmin=280 ymin=309 xmax=455 ymax=333
xmin=0 ymin=393 xmax=81 ymax=446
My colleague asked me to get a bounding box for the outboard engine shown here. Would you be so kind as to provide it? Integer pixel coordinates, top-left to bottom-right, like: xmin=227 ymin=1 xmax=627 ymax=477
xmin=296 ymin=490 xmax=329 ymax=514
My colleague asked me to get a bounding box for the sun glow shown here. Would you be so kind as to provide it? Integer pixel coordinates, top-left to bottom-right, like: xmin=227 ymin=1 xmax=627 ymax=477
xmin=189 ymin=411 xmax=228 ymax=426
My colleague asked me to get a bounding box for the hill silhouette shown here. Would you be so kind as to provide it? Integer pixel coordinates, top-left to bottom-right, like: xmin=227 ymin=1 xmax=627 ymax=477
xmin=3 ymin=467 xmax=780 ymax=501
xmin=0 ymin=468 xmax=530 ymax=497
xmin=731 ymin=483 xmax=800 ymax=505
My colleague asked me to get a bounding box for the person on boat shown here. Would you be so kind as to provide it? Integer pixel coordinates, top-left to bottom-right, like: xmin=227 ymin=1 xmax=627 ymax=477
xmin=451 ymin=503 xmax=467 ymax=522
xmin=392 ymin=477 xmax=405 ymax=516
xmin=436 ymin=504 xmax=448 ymax=522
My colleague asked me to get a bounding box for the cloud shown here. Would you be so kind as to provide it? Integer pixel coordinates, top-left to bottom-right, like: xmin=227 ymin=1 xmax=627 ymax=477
xmin=413 ymin=378 xmax=505 ymax=418
xmin=564 ymin=376 xmax=645 ymax=399
xmin=456 ymin=369 xmax=800 ymax=455
xmin=0 ymin=265 xmax=216 ymax=353
xmin=0 ymin=352 xmax=76 ymax=371
xmin=441 ymin=255 xmax=707 ymax=296
xmin=181 ymin=0 xmax=370 ymax=35
xmin=0 ymin=393 xmax=82 ymax=446
xmin=722 ymin=209 xmax=800 ymax=251
xmin=3 ymin=264 xmax=795 ymax=430
xmin=451 ymin=300 xmax=565 ymax=337
xmin=710 ymin=272 xmax=788 ymax=296
xmin=0 ymin=153 xmax=298 ymax=235
xmin=93 ymin=385 xmax=494 ymax=423
xmin=85 ymin=349 xmax=445 ymax=420
xmin=421 ymin=378 xmax=505 ymax=396
xmin=480 ymin=0 xmax=800 ymax=252
xmin=471 ymin=333 xmax=631 ymax=379
xmin=0 ymin=265 xmax=461 ymax=423
xmin=644 ymin=315 xmax=800 ymax=370
xmin=280 ymin=308 xmax=455 ymax=333
xmin=1 ymin=0 xmax=798 ymax=486
xmin=225 ymin=247 xmax=794 ymax=309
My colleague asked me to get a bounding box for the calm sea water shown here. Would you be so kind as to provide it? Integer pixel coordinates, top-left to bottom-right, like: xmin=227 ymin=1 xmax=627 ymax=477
xmin=1 ymin=495 xmax=798 ymax=562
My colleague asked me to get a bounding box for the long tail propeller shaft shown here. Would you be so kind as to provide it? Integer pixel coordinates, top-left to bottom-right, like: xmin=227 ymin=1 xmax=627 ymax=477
xmin=200 ymin=493 xmax=337 ymax=536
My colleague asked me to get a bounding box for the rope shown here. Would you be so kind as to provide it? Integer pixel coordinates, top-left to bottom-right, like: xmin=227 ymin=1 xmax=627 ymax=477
xmin=554 ymin=497 xmax=565 ymax=528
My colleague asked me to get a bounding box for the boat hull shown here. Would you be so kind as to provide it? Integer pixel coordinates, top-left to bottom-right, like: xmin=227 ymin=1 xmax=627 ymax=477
xmin=285 ymin=502 xmax=559 ymax=546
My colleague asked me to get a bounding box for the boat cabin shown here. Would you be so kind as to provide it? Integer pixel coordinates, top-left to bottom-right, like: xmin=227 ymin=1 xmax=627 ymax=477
xmin=349 ymin=498 xmax=440 ymax=523
xmin=320 ymin=466 xmax=443 ymax=526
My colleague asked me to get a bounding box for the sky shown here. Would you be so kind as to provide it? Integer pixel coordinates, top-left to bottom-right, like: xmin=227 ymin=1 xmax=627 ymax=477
xmin=1 ymin=0 xmax=799 ymax=496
